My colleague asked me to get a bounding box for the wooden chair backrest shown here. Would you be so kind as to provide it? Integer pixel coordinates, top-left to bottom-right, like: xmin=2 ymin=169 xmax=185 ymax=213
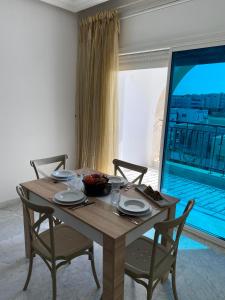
xmin=150 ymin=200 xmax=195 ymax=278
xmin=112 ymin=159 xmax=148 ymax=184
xmin=30 ymin=154 xmax=68 ymax=179
xmin=16 ymin=186 xmax=55 ymax=258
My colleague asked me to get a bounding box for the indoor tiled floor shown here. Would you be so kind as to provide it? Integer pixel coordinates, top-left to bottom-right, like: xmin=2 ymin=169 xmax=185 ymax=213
xmin=1 ymin=196 xmax=225 ymax=300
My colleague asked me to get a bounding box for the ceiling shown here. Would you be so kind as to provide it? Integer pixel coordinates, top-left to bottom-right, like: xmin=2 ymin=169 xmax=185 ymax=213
xmin=40 ymin=0 xmax=109 ymax=13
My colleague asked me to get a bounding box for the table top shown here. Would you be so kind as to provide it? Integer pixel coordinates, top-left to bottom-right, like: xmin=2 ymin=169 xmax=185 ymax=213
xmin=21 ymin=170 xmax=178 ymax=240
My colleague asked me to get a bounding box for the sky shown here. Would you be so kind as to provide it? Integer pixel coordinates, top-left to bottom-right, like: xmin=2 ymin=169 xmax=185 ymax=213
xmin=174 ymin=62 xmax=225 ymax=95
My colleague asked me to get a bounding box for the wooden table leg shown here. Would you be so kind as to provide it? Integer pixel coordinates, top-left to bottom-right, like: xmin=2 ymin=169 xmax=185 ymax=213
xmin=22 ymin=191 xmax=34 ymax=258
xmin=102 ymin=235 xmax=125 ymax=300
xmin=161 ymin=204 xmax=176 ymax=282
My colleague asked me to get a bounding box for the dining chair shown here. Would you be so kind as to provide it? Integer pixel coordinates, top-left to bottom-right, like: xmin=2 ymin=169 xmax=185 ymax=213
xmin=30 ymin=154 xmax=68 ymax=179
xmin=112 ymin=159 xmax=148 ymax=184
xmin=124 ymin=199 xmax=195 ymax=300
xmin=30 ymin=155 xmax=68 ymax=228
xmin=16 ymin=186 xmax=100 ymax=300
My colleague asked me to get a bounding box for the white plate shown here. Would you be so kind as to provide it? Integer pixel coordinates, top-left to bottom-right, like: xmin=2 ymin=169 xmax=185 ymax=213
xmin=51 ymin=170 xmax=75 ymax=179
xmin=54 ymin=190 xmax=84 ymax=203
xmin=51 ymin=175 xmax=73 ymax=182
xmin=108 ymin=176 xmax=128 ymax=187
xmin=119 ymin=196 xmax=150 ymax=213
xmin=53 ymin=197 xmax=85 ymax=206
xmin=117 ymin=205 xmax=151 ymax=217
xmin=54 ymin=194 xmax=85 ymax=203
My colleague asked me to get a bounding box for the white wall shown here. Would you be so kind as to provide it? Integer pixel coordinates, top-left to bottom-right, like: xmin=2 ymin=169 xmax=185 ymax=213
xmin=0 ymin=0 xmax=77 ymax=202
xmin=120 ymin=0 xmax=225 ymax=53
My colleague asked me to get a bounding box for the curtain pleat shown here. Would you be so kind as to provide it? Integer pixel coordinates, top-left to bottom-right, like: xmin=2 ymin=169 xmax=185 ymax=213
xmin=76 ymin=10 xmax=120 ymax=174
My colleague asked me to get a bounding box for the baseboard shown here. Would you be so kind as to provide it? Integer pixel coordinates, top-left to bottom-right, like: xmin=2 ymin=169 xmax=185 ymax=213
xmin=184 ymin=225 xmax=225 ymax=249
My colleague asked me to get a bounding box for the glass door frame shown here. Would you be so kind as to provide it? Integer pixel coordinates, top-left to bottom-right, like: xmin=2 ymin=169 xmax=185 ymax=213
xmin=158 ymin=44 xmax=225 ymax=249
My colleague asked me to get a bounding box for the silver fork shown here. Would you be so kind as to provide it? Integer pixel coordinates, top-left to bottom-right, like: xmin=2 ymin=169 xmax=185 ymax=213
xmin=112 ymin=211 xmax=140 ymax=225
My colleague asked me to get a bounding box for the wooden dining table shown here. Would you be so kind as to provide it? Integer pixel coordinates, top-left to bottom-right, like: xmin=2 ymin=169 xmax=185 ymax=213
xmin=21 ymin=168 xmax=179 ymax=300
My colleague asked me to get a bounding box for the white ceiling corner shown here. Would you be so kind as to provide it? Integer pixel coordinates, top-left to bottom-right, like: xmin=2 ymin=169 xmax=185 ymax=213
xmin=40 ymin=0 xmax=109 ymax=13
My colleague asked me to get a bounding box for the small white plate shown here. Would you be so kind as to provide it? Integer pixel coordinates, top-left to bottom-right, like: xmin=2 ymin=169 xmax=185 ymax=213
xmin=54 ymin=190 xmax=84 ymax=203
xmin=117 ymin=205 xmax=151 ymax=217
xmin=108 ymin=176 xmax=128 ymax=187
xmin=53 ymin=197 xmax=85 ymax=206
xmin=51 ymin=170 xmax=75 ymax=179
xmin=119 ymin=196 xmax=150 ymax=213
xmin=51 ymin=175 xmax=73 ymax=182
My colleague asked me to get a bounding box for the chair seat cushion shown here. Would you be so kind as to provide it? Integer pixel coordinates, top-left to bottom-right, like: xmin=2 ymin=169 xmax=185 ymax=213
xmin=33 ymin=224 xmax=92 ymax=260
xmin=125 ymin=236 xmax=175 ymax=280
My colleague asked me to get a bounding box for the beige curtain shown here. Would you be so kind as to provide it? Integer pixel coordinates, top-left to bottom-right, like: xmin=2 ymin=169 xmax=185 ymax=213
xmin=76 ymin=10 xmax=120 ymax=174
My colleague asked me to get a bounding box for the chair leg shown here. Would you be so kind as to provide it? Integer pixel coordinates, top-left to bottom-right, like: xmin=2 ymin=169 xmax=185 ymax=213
xmin=171 ymin=265 xmax=178 ymax=300
xmin=147 ymin=286 xmax=153 ymax=300
xmin=89 ymin=247 xmax=100 ymax=289
xmin=51 ymin=264 xmax=57 ymax=300
xmin=23 ymin=251 xmax=34 ymax=291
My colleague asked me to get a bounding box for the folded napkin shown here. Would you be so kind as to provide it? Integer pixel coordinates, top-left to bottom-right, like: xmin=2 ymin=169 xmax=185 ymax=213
xmin=135 ymin=184 xmax=178 ymax=207
xmin=143 ymin=186 xmax=163 ymax=201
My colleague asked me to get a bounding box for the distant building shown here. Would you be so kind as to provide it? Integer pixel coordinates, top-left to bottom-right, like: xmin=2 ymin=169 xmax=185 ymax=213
xmin=171 ymin=93 xmax=225 ymax=114
xmin=170 ymin=108 xmax=208 ymax=123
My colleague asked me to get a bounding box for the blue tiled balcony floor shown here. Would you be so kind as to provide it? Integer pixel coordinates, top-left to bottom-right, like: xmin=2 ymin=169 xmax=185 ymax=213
xmin=124 ymin=168 xmax=225 ymax=239
xmin=162 ymin=174 xmax=225 ymax=239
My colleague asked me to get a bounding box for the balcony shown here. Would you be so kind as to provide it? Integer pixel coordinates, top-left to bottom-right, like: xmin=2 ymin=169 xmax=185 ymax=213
xmin=167 ymin=121 xmax=225 ymax=177
xmin=162 ymin=121 xmax=225 ymax=239
xmin=123 ymin=120 xmax=225 ymax=239
xmin=125 ymin=163 xmax=225 ymax=240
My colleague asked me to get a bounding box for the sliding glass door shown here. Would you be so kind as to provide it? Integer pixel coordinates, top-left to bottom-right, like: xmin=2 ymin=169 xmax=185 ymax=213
xmin=161 ymin=45 xmax=225 ymax=241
